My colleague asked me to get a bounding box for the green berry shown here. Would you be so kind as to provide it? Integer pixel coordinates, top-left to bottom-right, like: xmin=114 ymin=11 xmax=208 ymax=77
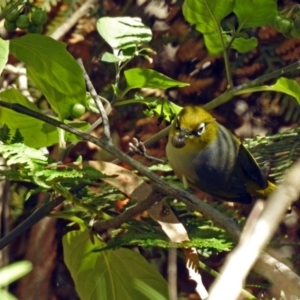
xmin=5 ymin=9 xmax=19 ymax=22
xmin=290 ymin=26 xmax=300 ymax=38
xmin=276 ymin=17 xmax=292 ymax=34
xmin=27 ymin=23 xmax=43 ymax=34
xmin=4 ymin=20 xmax=16 ymax=32
xmin=31 ymin=9 xmax=47 ymax=25
xmin=16 ymin=15 xmax=30 ymax=29
xmin=294 ymin=17 xmax=300 ymax=30
xmin=71 ymin=103 xmax=86 ymax=118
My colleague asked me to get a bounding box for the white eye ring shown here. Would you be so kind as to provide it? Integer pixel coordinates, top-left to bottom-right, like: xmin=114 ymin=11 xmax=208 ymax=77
xmin=195 ymin=123 xmax=205 ymax=136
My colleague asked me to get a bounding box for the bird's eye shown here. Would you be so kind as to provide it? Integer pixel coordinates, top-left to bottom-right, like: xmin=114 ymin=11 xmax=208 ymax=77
xmin=195 ymin=123 xmax=205 ymax=136
xmin=175 ymin=116 xmax=180 ymax=130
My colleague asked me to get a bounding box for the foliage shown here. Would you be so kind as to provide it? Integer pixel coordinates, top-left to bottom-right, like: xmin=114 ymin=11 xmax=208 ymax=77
xmin=0 ymin=0 xmax=300 ymax=299
xmin=63 ymin=221 xmax=168 ymax=300
xmin=0 ymin=261 xmax=32 ymax=300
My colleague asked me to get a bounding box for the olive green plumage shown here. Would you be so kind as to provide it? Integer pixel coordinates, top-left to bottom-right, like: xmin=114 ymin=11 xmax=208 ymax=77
xmin=166 ymin=106 xmax=276 ymax=204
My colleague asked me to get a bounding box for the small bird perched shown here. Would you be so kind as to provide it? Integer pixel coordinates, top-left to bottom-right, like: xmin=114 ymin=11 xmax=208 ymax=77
xmin=166 ymin=106 xmax=276 ymax=204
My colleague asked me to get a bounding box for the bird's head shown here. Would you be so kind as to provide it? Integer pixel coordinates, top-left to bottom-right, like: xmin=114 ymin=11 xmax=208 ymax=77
xmin=169 ymin=106 xmax=218 ymax=150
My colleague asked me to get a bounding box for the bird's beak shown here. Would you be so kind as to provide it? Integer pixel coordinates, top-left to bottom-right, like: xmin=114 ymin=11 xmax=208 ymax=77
xmin=171 ymin=130 xmax=187 ymax=148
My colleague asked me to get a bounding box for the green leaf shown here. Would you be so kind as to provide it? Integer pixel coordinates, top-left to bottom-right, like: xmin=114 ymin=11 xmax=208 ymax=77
xmin=97 ymin=17 xmax=152 ymax=51
xmin=27 ymin=67 xmax=83 ymax=120
xmin=124 ymin=68 xmax=189 ymax=94
xmin=101 ymin=52 xmax=124 ymax=63
xmin=63 ymin=227 xmax=168 ymax=300
xmin=0 ymin=88 xmax=89 ymax=148
xmin=233 ymin=0 xmax=277 ymax=29
xmin=0 ymin=261 xmax=32 ymax=287
xmin=0 ymin=38 xmax=9 ymax=76
xmin=183 ymin=0 xmax=234 ymax=55
xmin=9 ymin=34 xmax=86 ymax=120
xmin=231 ymin=36 xmax=258 ymax=53
xmin=0 ymin=289 xmax=17 ymax=300
xmin=115 ymin=96 xmax=182 ymax=122
xmin=270 ymin=77 xmax=300 ymax=104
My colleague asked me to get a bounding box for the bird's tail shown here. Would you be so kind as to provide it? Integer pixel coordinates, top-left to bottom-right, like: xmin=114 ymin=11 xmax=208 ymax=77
xmin=254 ymin=181 xmax=277 ymax=199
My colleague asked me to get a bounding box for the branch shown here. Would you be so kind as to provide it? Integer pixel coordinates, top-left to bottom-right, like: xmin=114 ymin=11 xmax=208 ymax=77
xmin=1 ymin=101 xmax=300 ymax=297
xmin=209 ymin=159 xmax=300 ymax=299
xmin=49 ymin=0 xmax=98 ymax=40
xmin=0 ymin=100 xmax=240 ymax=238
xmin=0 ymin=183 xmax=86 ymax=250
xmin=77 ymin=58 xmax=112 ymax=140
xmin=93 ymin=189 xmax=161 ymax=231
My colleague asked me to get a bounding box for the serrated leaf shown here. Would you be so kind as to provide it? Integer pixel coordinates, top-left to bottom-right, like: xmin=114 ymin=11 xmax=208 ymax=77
xmin=124 ymin=68 xmax=189 ymax=94
xmin=233 ymin=0 xmax=277 ymax=28
xmin=183 ymin=0 xmax=234 ymax=55
xmin=231 ymin=36 xmax=258 ymax=53
xmin=0 ymin=38 xmax=9 ymax=76
xmin=63 ymin=227 xmax=168 ymax=300
xmin=0 ymin=88 xmax=90 ymax=148
xmin=97 ymin=17 xmax=152 ymax=51
xmin=0 ymin=143 xmax=48 ymax=168
xmin=9 ymin=34 xmax=86 ymax=120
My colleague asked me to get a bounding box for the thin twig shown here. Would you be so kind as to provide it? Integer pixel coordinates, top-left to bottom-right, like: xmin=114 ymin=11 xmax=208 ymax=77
xmin=1 ymin=101 xmax=300 ymax=297
xmin=77 ymin=58 xmax=111 ymax=141
xmin=49 ymin=0 xmax=98 ymax=40
xmin=0 ymin=100 xmax=240 ymax=239
xmin=0 ymin=183 xmax=86 ymax=250
xmin=93 ymin=189 xmax=162 ymax=231
xmin=209 ymin=159 xmax=300 ymax=300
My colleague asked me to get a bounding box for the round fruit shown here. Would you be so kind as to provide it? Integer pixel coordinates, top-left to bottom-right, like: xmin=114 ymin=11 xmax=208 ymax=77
xmin=4 ymin=20 xmax=16 ymax=32
xmin=27 ymin=23 xmax=43 ymax=34
xmin=273 ymin=15 xmax=293 ymax=34
xmin=290 ymin=26 xmax=300 ymax=38
xmin=31 ymin=9 xmax=47 ymax=25
xmin=16 ymin=15 xmax=30 ymax=29
xmin=71 ymin=103 xmax=86 ymax=118
xmin=294 ymin=17 xmax=300 ymax=30
xmin=5 ymin=9 xmax=19 ymax=22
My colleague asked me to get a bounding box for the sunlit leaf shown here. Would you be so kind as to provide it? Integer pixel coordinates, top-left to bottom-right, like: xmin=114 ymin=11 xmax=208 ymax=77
xmin=97 ymin=17 xmax=152 ymax=51
xmin=183 ymin=0 xmax=234 ymax=55
xmin=233 ymin=0 xmax=277 ymax=28
xmin=124 ymin=68 xmax=189 ymax=94
xmin=63 ymin=226 xmax=168 ymax=300
xmin=9 ymin=34 xmax=86 ymax=120
xmin=0 ymin=38 xmax=9 ymax=75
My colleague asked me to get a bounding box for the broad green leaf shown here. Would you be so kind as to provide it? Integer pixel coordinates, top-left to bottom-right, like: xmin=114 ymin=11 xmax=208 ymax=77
xmin=63 ymin=227 xmax=168 ymax=300
xmin=231 ymin=36 xmax=258 ymax=53
xmin=0 ymin=261 xmax=32 ymax=287
xmin=233 ymin=0 xmax=277 ymax=29
xmin=183 ymin=0 xmax=234 ymax=55
xmin=27 ymin=67 xmax=83 ymax=120
xmin=270 ymin=77 xmax=300 ymax=104
xmin=97 ymin=17 xmax=152 ymax=51
xmin=9 ymin=34 xmax=86 ymax=120
xmin=0 ymin=88 xmax=89 ymax=148
xmin=0 ymin=38 xmax=9 ymax=75
xmin=124 ymin=68 xmax=189 ymax=94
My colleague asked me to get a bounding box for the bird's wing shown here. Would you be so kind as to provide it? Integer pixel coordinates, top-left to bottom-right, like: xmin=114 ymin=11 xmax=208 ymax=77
xmin=237 ymin=144 xmax=268 ymax=189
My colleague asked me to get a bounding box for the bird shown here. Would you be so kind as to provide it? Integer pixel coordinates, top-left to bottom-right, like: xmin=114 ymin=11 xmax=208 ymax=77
xmin=166 ymin=106 xmax=276 ymax=204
